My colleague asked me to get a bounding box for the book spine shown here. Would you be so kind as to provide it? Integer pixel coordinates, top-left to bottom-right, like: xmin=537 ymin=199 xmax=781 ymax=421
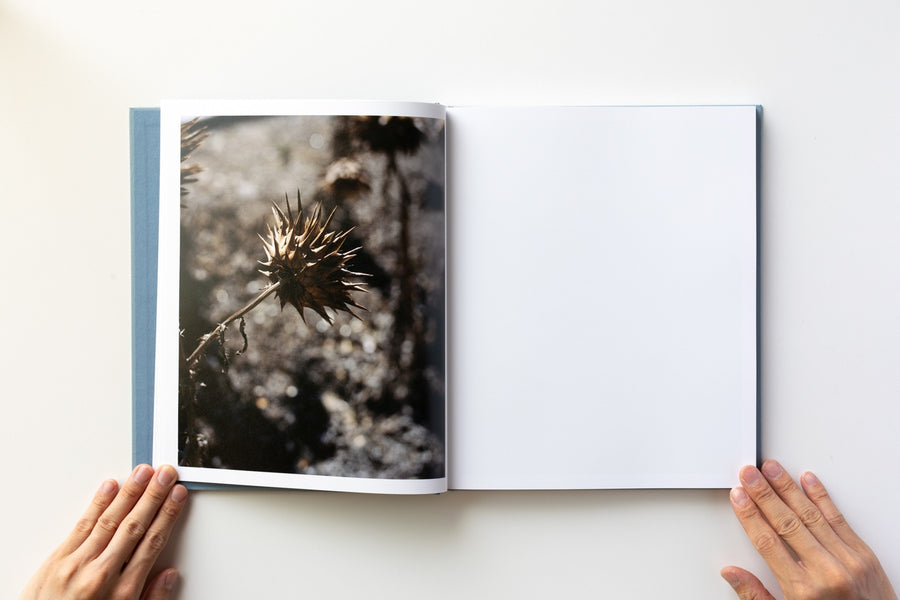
xmin=130 ymin=107 xmax=161 ymax=467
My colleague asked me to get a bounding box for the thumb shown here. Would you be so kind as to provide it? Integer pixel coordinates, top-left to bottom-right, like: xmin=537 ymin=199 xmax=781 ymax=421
xmin=720 ymin=566 xmax=776 ymax=600
xmin=142 ymin=568 xmax=179 ymax=600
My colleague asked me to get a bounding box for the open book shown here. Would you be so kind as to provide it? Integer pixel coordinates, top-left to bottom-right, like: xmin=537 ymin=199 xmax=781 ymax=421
xmin=131 ymin=100 xmax=759 ymax=494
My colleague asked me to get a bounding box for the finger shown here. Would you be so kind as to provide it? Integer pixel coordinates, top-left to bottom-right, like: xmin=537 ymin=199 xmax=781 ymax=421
xmin=739 ymin=465 xmax=828 ymax=560
xmin=58 ymin=478 xmax=119 ymax=555
xmin=119 ymin=483 xmax=188 ymax=594
xmin=78 ymin=464 xmax=155 ymax=558
xmin=757 ymin=461 xmax=848 ymax=555
xmin=102 ymin=465 xmax=181 ymax=566
xmin=720 ymin=566 xmax=777 ymax=600
xmin=729 ymin=485 xmax=800 ymax=581
xmin=801 ymin=471 xmax=869 ymax=552
xmin=140 ymin=568 xmax=179 ymax=600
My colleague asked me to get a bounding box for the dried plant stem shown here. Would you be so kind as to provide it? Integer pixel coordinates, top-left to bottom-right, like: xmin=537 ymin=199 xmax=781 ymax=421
xmin=384 ymin=153 xmax=418 ymax=368
xmin=186 ymin=280 xmax=283 ymax=368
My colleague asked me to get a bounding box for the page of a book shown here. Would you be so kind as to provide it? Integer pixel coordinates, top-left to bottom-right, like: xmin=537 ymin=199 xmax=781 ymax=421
xmin=135 ymin=101 xmax=757 ymax=494
xmin=446 ymin=105 xmax=758 ymax=489
xmin=152 ymin=100 xmax=448 ymax=494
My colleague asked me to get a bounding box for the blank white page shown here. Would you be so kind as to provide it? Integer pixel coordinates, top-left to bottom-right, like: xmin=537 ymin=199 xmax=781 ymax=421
xmin=446 ymin=106 xmax=758 ymax=489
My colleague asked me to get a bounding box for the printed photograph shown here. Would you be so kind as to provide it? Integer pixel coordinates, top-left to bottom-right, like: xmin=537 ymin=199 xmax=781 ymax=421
xmin=175 ymin=113 xmax=446 ymax=480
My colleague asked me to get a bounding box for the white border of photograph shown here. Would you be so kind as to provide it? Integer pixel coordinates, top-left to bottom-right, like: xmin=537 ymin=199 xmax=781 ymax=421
xmin=153 ymin=99 xmax=447 ymax=495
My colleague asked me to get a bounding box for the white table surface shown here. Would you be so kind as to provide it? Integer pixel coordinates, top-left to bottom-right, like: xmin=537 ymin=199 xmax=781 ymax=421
xmin=2 ymin=1 xmax=898 ymax=598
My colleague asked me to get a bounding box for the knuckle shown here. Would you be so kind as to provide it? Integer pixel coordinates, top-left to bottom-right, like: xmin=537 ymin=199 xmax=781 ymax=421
xmin=752 ymin=484 xmax=779 ymax=505
xmin=752 ymin=531 xmax=783 ymax=557
xmin=797 ymin=505 xmax=825 ymax=528
xmin=145 ymin=528 xmax=170 ymax=554
xmin=844 ymin=552 xmax=877 ymax=581
xmin=806 ymin=484 xmax=830 ymax=503
xmin=112 ymin=583 xmax=140 ymax=600
xmin=142 ymin=484 xmax=168 ymax=505
xmin=827 ymin=510 xmax=849 ymax=530
xmin=72 ymin=516 xmax=96 ymax=538
xmin=72 ymin=576 xmax=104 ymax=599
xmin=96 ymin=514 xmax=120 ymax=535
xmin=859 ymin=545 xmax=880 ymax=565
xmin=821 ymin=571 xmax=855 ymax=598
xmin=120 ymin=481 xmax=145 ymax=503
xmin=54 ymin=558 xmax=80 ymax=584
xmin=773 ymin=513 xmax=804 ymax=538
xmin=92 ymin=493 xmax=112 ymax=511
xmin=158 ymin=500 xmax=183 ymax=520
xmin=122 ymin=517 xmax=148 ymax=540
xmin=795 ymin=580 xmax=825 ymax=600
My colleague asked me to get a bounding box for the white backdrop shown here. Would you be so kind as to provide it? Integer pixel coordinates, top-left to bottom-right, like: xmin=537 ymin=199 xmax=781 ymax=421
xmin=2 ymin=2 xmax=898 ymax=598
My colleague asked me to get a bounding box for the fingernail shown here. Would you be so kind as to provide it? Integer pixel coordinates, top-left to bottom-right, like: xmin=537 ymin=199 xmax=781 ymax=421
xmin=99 ymin=479 xmax=117 ymax=496
xmin=740 ymin=465 xmax=761 ymax=486
xmin=171 ymin=484 xmax=188 ymax=504
xmin=762 ymin=461 xmax=783 ymax=479
xmin=133 ymin=464 xmax=153 ymax=485
xmin=164 ymin=570 xmax=179 ymax=591
xmin=157 ymin=465 xmax=177 ymax=487
xmin=721 ymin=571 xmax=741 ymax=589
xmin=730 ymin=486 xmax=750 ymax=506
xmin=802 ymin=471 xmax=821 ymax=488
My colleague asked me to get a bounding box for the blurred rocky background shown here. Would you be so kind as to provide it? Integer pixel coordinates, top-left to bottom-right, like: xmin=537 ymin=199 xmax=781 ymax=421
xmin=177 ymin=113 xmax=445 ymax=480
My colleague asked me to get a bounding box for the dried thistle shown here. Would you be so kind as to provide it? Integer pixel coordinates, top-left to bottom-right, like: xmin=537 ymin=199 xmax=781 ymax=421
xmin=259 ymin=192 xmax=368 ymax=323
xmin=184 ymin=193 xmax=368 ymax=370
xmin=180 ymin=118 xmax=209 ymax=197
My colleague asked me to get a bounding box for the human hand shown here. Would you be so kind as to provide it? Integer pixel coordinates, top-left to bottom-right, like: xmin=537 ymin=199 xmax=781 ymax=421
xmin=20 ymin=464 xmax=188 ymax=600
xmin=722 ymin=460 xmax=896 ymax=600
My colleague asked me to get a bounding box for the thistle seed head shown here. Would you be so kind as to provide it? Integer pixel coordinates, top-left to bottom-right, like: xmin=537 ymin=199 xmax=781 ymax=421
xmin=258 ymin=192 xmax=368 ymax=324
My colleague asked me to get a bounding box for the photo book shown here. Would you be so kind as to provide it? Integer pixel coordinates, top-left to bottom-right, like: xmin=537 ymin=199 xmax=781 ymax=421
xmin=131 ymin=100 xmax=759 ymax=495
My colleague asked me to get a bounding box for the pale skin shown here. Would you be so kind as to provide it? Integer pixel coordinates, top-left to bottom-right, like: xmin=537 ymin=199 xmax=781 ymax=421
xmin=20 ymin=464 xmax=188 ymax=600
xmin=21 ymin=459 xmax=895 ymax=599
xmin=722 ymin=460 xmax=897 ymax=600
